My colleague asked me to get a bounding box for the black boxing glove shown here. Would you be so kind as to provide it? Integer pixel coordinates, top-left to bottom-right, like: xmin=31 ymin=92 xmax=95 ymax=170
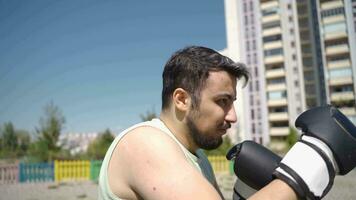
xmin=227 ymin=141 xmax=282 ymax=199
xmin=273 ymin=105 xmax=356 ymax=199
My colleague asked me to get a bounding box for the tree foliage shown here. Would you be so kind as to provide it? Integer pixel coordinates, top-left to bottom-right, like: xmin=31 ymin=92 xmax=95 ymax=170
xmin=28 ymin=102 xmax=65 ymax=162
xmin=0 ymin=122 xmax=31 ymax=159
xmin=1 ymin=122 xmax=18 ymax=152
xmin=140 ymin=108 xmax=157 ymax=121
xmin=86 ymin=129 xmax=114 ymax=160
xmin=286 ymin=127 xmax=299 ymax=150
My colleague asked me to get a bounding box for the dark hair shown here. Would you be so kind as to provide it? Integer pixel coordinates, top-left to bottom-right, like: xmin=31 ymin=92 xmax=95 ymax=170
xmin=161 ymin=46 xmax=249 ymax=110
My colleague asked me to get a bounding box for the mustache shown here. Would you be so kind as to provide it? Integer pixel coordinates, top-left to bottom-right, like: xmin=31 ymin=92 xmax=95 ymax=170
xmin=220 ymin=123 xmax=231 ymax=130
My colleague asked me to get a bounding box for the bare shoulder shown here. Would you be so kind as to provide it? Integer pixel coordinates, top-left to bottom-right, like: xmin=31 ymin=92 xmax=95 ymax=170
xmin=119 ymin=125 xmax=184 ymax=158
xmin=110 ymin=126 xmax=222 ymax=200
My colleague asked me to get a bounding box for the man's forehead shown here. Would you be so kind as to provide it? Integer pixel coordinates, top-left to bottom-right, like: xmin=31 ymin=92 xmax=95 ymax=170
xmin=204 ymin=71 xmax=237 ymax=96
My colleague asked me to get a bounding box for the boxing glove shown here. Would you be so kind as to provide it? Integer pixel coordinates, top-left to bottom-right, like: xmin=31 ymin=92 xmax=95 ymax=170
xmin=273 ymin=105 xmax=356 ymax=199
xmin=227 ymin=140 xmax=282 ymax=199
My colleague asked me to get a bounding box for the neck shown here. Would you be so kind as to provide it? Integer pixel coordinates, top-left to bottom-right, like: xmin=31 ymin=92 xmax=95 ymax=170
xmin=159 ymin=110 xmax=198 ymax=153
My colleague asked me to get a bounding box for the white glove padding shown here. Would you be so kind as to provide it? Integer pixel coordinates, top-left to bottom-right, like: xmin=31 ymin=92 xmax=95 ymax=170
xmin=273 ymin=135 xmax=338 ymax=199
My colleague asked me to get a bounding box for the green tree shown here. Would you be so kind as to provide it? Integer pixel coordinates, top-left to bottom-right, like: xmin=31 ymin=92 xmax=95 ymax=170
xmin=0 ymin=123 xmax=31 ymax=159
xmin=86 ymin=129 xmax=114 ymax=160
xmin=1 ymin=122 xmax=18 ymax=151
xmin=0 ymin=122 xmax=18 ymax=159
xmin=286 ymin=127 xmax=299 ymax=150
xmin=140 ymin=108 xmax=157 ymax=121
xmin=29 ymin=102 xmax=65 ymax=162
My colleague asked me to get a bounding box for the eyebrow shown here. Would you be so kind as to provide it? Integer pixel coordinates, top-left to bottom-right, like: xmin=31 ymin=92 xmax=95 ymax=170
xmin=215 ymin=92 xmax=236 ymax=101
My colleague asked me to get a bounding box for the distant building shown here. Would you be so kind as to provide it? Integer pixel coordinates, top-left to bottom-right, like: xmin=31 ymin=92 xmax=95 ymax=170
xmin=58 ymin=132 xmax=99 ymax=155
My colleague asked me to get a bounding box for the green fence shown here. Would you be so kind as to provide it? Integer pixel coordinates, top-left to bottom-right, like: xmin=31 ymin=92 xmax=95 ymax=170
xmin=90 ymin=160 xmax=102 ymax=181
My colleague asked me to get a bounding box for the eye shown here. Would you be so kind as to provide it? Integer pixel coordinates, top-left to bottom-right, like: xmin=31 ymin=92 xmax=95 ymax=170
xmin=217 ymin=98 xmax=230 ymax=108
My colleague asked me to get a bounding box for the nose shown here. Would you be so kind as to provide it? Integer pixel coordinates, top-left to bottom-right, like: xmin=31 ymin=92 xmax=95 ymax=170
xmin=225 ymin=105 xmax=237 ymax=123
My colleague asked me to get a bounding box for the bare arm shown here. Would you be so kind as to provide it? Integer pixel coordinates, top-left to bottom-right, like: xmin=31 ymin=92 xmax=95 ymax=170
xmin=248 ymin=179 xmax=297 ymax=200
xmin=115 ymin=126 xmax=223 ymax=200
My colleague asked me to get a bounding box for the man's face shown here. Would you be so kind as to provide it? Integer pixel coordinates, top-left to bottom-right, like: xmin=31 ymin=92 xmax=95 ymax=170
xmin=186 ymin=70 xmax=237 ymax=150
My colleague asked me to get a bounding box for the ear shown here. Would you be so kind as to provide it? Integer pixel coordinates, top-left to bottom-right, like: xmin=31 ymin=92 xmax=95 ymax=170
xmin=172 ymin=88 xmax=190 ymax=112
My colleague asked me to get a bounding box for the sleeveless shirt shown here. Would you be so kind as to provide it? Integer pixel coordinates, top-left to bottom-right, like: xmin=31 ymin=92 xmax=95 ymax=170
xmin=98 ymin=118 xmax=221 ymax=200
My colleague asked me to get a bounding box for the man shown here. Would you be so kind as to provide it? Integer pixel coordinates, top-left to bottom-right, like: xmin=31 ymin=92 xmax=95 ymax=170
xmin=98 ymin=46 xmax=298 ymax=200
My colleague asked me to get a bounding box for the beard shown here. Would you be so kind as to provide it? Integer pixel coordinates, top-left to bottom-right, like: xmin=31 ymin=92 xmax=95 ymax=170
xmin=186 ymin=110 xmax=224 ymax=150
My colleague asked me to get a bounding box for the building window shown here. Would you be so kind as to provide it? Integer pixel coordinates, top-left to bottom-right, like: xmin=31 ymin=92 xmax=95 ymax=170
xmin=253 ymin=53 xmax=258 ymax=64
xmin=321 ymin=7 xmax=344 ymax=18
xmin=243 ymin=2 xmax=247 ymax=12
xmin=264 ymin=48 xmax=283 ymax=56
xmin=293 ymin=66 xmax=298 ymax=73
xmin=252 ymin=40 xmax=256 ymax=50
xmin=267 ymin=91 xmax=287 ymax=100
xmin=263 ymin=34 xmax=282 ymax=43
xmin=255 ymin=67 xmax=258 ymax=76
xmin=292 ymin=54 xmax=297 ymax=60
xmin=249 ymin=82 xmax=253 ymax=92
xmin=262 ymin=21 xmax=280 ymax=29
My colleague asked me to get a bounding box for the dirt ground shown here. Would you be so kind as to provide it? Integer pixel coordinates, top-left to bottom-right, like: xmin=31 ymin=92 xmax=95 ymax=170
xmin=0 ymin=170 xmax=355 ymax=200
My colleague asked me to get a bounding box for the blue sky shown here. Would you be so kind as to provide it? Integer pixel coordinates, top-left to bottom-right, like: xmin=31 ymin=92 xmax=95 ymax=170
xmin=0 ymin=0 xmax=227 ymax=134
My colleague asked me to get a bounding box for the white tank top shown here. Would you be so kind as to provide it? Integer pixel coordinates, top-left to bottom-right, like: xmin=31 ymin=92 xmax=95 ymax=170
xmin=98 ymin=118 xmax=221 ymax=200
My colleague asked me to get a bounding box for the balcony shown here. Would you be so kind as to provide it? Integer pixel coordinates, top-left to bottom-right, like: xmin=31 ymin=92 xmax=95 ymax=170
xmin=268 ymin=112 xmax=289 ymax=121
xmin=260 ymin=0 xmax=279 ymax=10
xmin=262 ymin=14 xmax=281 ymax=24
xmin=268 ymin=98 xmax=288 ymax=106
xmin=266 ymin=83 xmax=287 ymax=92
xmin=328 ymin=59 xmax=351 ymax=69
xmin=324 ymin=31 xmax=347 ymax=40
xmin=263 ymin=41 xmax=283 ymax=50
xmin=326 ymin=44 xmax=349 ymax=55
xmin=329 ymin=77 xmax=353 ymax=85
xmin=330 ymin=91 xmax=355 ymax=101
xmin=266 ymin=68 xmax=285 ymax=78
xmin=262 ymin=27 xmax=282 ymax=37
xmin=322 ymin=15 xmax=345 ymax=25
xmin=321 ymin=0 xmax=343 ymax=10
xmin=264 ymin=55 xmax=284 ymax=64
xmin=270 ymin=127 xmax=289 ymax=136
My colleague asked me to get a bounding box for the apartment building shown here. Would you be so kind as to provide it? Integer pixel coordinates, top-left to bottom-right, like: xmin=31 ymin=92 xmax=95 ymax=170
xmin=221 ymin=0 xmax=270 ymax=145
xmin=223 ymin=0 xmax=344 ymax=151
xmin=318 ymin=0 xmax=356 ymax=123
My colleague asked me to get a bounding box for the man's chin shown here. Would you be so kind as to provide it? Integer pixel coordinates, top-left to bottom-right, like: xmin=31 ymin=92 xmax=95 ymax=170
xmin=199 ymin=138 xmax=223 ymax=150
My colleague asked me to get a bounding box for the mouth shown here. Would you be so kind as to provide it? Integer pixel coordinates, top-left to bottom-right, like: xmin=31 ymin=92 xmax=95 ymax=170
xmin=220 ymin=123 xmax=231 ymax=130
xmin=217 ymin=123 xmax=231 ymax=135
xmin=218 ymin=128 xmax=228 ymax=135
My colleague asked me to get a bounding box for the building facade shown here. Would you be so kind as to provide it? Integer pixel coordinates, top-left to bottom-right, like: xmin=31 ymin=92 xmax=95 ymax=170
xmin=318 ymin=0 xmax=356 ymax=123
xmin=223 ymin=0 xmax=356 ymax=150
